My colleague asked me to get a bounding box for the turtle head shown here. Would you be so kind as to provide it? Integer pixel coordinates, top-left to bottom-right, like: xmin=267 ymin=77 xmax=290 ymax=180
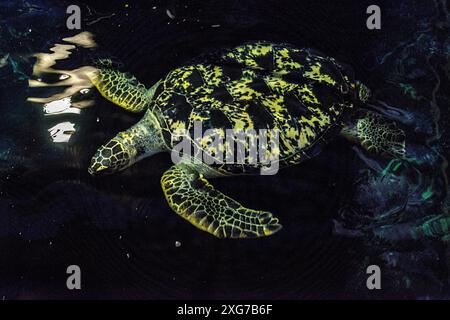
xmin=88 ymin=118 xmax=166 ymax=176
xmin=88 ymin=137 xmax=137 ymax=176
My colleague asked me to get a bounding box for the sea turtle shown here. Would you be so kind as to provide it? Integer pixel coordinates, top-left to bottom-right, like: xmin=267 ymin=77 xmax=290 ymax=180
xmin=87 ymin=42 xmax=406 ymax=238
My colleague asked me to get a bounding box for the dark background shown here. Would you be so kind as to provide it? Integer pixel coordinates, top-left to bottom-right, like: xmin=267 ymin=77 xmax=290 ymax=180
xmin=0 ymin=0 xmax=449 ymax=299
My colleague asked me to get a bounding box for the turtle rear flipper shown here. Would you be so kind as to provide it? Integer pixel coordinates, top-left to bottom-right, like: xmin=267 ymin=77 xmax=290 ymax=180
xmin=88 ymin=67 xmax=155 ymax=113
xmin=161 ymin=163 xmax=282 ymax=238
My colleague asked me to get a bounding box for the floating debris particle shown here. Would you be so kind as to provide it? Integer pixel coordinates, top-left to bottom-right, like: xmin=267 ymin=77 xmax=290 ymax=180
xmin=166 ymin=9 xmax=175 ymax=19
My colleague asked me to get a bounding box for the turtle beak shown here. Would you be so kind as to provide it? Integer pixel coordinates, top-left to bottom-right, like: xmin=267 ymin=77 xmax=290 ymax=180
xmin=88 ymin=163 xmax=110 ymax=176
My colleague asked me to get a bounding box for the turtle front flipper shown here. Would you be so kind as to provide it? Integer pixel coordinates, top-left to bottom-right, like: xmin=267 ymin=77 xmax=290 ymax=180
xmin=341 ymin=111 xmax=406 ymax=158
xmin=87 ymin=65 xmax=158 ymax=113
xmin=161 ymin=163 xmax=282 ymax=238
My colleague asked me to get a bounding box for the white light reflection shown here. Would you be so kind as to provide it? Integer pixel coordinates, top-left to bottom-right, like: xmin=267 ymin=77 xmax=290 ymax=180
xmin=48 ymin=122 xmax=76 ymax=143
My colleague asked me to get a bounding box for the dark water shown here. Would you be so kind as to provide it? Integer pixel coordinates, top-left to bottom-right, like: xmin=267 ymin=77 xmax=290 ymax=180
xmin=0 ymin=0 xmax=450 ymax=299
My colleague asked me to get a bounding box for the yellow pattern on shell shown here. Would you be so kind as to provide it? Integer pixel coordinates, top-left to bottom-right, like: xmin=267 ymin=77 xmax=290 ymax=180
xmin=303 ymin=62 xmax=337 ymax=86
